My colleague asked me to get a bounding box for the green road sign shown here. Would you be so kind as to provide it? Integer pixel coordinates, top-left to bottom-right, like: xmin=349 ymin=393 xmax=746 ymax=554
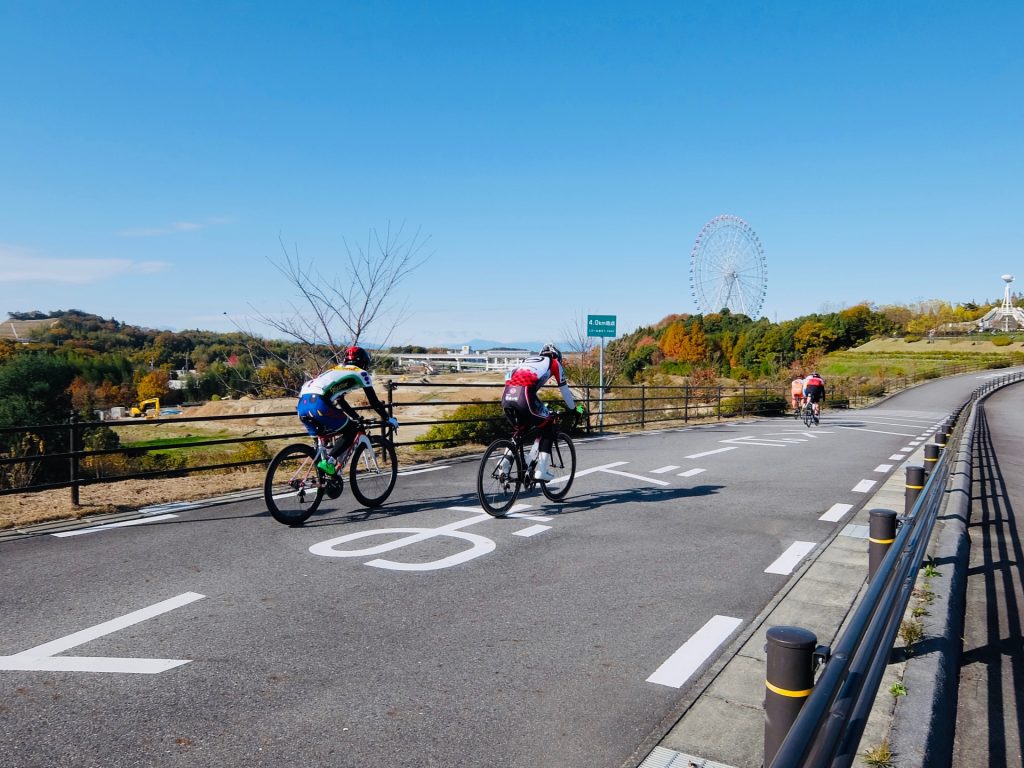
xmin=587 ymin=314 xmax=616 ymax=338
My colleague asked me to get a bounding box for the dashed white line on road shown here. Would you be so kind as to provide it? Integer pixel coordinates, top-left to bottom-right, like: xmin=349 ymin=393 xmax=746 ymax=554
xmin=646 ymin=615 xmax=743 ymax=688
xmin=819 ymin=503 xmax=854 ymax=522
xmin=852 ymin=479 xmax=877 ymax=493
xmin=909 ymin=440 xmax=923 ymax=445
xmin=874 ymin=464 xmax=893 ymax=473
xmin=513 ymin=525 xmax=551 ymax=537
xmin=678 ymin=468 xmax=706 ymax=478
xmin=898 ymin=447 xmax=914 ymax=452
xmin=52 ymin=514 xmax=178 ymax=537
xmin=836 ymin=426 xmax=918 ymax=437
xmin=685 ymin=447 xmax=738 ymax=459
xmin=889 ymin=454 xmax=906 ymax=461
xmin=650 ymin=465 xmax=681 ymax=474
xmin=765 ymin=541 xmax=817 ymax=575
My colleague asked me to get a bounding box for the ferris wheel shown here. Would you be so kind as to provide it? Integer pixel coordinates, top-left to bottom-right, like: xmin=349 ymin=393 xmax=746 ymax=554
xmin=689 ymin=214 xmax=767 ymax=318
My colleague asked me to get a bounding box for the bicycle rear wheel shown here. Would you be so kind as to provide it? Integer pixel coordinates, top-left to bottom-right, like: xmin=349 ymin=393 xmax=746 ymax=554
xmin=477 ymin=438 xmax=522 ymax=516
xmin=264 ymin=443 xmax=324 ymax=525
xmin=540 ymin=432 xmax=576 ymax=501
xmin=350 ymin=436 xmax=398 ymax=507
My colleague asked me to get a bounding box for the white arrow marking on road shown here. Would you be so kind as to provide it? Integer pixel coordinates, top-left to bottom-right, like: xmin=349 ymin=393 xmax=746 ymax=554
xmin=685 ymin=447 xmax=737 ymax=459
xmin=0 ymin=592 xmax=205 ymax=674
xmin=646 ymin=615 xmax=743 ymax=688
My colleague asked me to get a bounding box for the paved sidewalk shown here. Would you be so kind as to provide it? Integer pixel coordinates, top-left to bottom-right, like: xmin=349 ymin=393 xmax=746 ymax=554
xmin=631 ymin=438 xmax=933 ymax=768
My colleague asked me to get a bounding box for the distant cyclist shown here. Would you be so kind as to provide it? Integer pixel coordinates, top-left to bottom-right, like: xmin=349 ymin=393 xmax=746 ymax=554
xmin=501 ymin=343 xmax=582 ymax=481
xmin=790 ymin=374 xmax=805 ymax=416
xmin=802 ymin=371 xmax=826 ymax=423
xmin=296 ymin=346 xmax=399 ymax=473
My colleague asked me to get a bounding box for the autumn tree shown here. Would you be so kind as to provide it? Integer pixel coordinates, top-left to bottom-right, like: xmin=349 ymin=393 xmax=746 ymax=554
xmin=137 ymin=370 xmax=171 ymax=401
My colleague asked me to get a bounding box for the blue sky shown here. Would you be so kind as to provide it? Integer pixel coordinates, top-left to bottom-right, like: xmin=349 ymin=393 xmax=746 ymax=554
xmin=1 ymin=1 xmax=1021 ymax=346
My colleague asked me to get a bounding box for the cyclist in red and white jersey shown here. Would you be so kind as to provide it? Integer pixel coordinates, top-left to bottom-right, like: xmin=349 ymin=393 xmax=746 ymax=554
xmin=802 ymin=372 xmax=826 ymax=422
xmin=501 ymin=344 xmax=580 ymax=481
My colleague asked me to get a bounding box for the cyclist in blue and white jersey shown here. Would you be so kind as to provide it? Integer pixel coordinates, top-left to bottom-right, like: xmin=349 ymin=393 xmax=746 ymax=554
xmin=296 ymin=346 xmax=398 ymax=472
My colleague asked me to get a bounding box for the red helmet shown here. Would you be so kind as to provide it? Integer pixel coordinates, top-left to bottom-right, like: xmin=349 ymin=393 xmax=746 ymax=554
xmin=343 ymin=346 xmax=372 ymax=370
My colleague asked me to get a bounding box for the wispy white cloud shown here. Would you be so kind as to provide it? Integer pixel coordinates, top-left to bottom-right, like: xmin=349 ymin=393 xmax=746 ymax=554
xmin=117 ymin=216 xmax=234 ymax=238
xmin=0 ymin=244 xmax=170 ymax=284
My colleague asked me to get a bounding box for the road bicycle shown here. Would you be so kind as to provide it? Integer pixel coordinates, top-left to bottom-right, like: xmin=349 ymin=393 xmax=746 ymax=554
xmin=476 ymin=410 xmax=577 ymax=517
xmin=801 ymin=400 xmax=819 ymax=427
xmin=264 ymin=419 xmax=398 ymax=526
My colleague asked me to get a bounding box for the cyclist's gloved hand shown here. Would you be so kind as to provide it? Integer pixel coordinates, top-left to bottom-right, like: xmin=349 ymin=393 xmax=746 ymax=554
xmin=387 ymin=416 xmax=399 ymax=431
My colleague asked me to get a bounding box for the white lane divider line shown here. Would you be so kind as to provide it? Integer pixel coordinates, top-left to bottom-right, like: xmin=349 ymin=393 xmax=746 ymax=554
xmin=889 ymin=454 xmax=907 ymax=461
xmin=678 ymin=468 xmax=706 ymax=478
xmin=765 ymin=541 xmax=817 ymax=575
xmin=819 ymin=503 xmax=853 ymax=522
xmin=852 ymin=479 xmax=877 ymax=493
xmin=899 ymin=446 xmax=914 ymax=453
xmin=650 ymin=465 xmax=681 ymax=474
xmin=398 ymin=466 xmax=450 ymax=476
xmin=685 ymin=447 xmax=737 ymax=459
xmin=721 ymin=437 xmax=788 ymax=447
xmin=874 ymin=464 xmax=893 ymax=473
xmin=513 ymin=524 xmax=551 ymax=537
xmin=646 ymin=615 xmax=743 ymax=688
xmin=908 ymin=440 xmax=923 ymax=446
xmin=836 ymin=426 xmax=918 ymax=437
xmin=52 ymin=514 xmax=178 ymax=537
xmin=0 ymin=592 xmax=205 ymax=674
xmin=601 ymin=469 xmax=670 ymax=486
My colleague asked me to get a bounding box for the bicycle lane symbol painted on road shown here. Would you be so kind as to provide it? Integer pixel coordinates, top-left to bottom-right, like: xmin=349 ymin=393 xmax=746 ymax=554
xmin=308 ymin=505 xmax=537 ymax=571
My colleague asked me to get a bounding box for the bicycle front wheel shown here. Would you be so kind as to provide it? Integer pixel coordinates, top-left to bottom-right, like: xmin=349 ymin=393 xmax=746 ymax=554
xmin=540 ymin=432 xmax=576 ymax=501
xmin=477 ymin=438 xmax=522 ymax=517
xmin=264 ymin=443 xmax=323 ymax=525
xmin=350 ymin=436 xmax=398 ymax=507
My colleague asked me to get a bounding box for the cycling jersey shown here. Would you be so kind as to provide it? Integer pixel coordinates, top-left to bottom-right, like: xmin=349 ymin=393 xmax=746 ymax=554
xmin=297 ymin=365 xmax=388 ymax=443
xmin=803 ymin=375 xmax=825 ymax=403
xmin=503 ymin=355 xmax=575 ymax=415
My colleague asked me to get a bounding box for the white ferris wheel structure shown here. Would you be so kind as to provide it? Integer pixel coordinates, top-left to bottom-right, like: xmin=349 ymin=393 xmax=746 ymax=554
xmin=689 ymin=214 xmax=768 ymax=318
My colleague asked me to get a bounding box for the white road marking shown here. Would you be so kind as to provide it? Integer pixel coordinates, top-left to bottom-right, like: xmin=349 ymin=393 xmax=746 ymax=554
xmin=138 ymin=501 xmax=199 ymax=515
xmin=601 ymin=436 xmax=629 ymax=441
xmin=836 ymin=426 xmax=917 ymax=437
xmin=721 ymin=438 xmax=788 ymax=447
xmin=398 ymin=465 xmax=450 ymax=476
xmin=678 ymin=468 xmax=706 ymax=478
xmin=513 ymin=525 xmax=551 ymax=537
xmin=900 ymin=446 xmax=915 ymax=452
xmin=765 ymin=541 xmax=817 ymax=575
xmin=0 ymin=592 xmax=205 ymax=674
xmin=650 ymin=465 xmax=681 ymax=474
xmin=874 ymin=464 xmax=893 ymax=473
xmin=889 ymin=454 xmax=906 ymax=461
xmin=646 ymin=615 xmax=743 ymax=688
xmin=819 ymin=503 xmax=853 ymax=522
xmin=601 ymin=469 xmax=670 ymax=486
xmin=852 ymin=479 xmax=877 ymax=493
xmin=686 ymin=447 xmax=737 ymax=459
xmin=545 ymin=461 xmax=629 ymax=486
xmin=909 ymin=440 xmax=923 ymax=445
xmin=52 ymin=514 xmax=178 ymax=537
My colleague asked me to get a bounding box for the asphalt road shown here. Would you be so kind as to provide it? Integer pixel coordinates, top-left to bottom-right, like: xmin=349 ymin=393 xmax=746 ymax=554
xmin=2 ymin=369 xmax=1019 ymax=768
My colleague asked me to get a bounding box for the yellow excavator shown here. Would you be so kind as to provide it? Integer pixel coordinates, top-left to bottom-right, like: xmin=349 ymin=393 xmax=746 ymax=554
xmin=130 ymin=398 xmax=161 ymax=418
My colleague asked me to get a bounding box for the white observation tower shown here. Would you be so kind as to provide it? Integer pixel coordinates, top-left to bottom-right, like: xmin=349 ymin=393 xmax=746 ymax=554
xmin=977 ymin=275 xmax=1024 ymax=332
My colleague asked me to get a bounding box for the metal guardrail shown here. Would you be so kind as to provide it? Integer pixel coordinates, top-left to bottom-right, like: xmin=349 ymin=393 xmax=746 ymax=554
xmin=767 ymin=369 xmax=1024 ymax=767
xmin=0 ymin=361 xmax=1003 ymax=503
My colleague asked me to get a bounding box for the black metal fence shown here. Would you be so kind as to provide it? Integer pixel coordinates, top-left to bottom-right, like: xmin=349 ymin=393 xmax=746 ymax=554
xmin=0 ymin=360 xmax=1003 ymax=503
xmin=766 ymin=369 xmax=1024 ymax=767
